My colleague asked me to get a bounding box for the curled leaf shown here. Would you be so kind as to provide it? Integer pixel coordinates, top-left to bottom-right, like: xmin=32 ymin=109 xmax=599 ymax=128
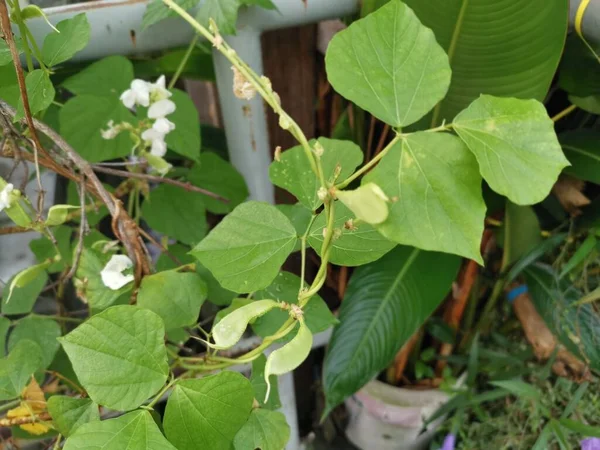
xmin=6 ymin=260 xmax=53 ymax=303
xmin=46 ymin=205 xmax=80 ymax=226
xmin=213 ymin=300 xmax=280 ymax=349
xmin=335 ymin=182 xmax=389 ymax=225
xmin=264 ymin=321 xmax=312 ymax=401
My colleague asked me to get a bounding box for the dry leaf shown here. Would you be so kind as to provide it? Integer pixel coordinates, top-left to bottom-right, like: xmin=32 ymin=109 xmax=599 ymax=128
xmin=552 ymin=175 xmax=590 ymax=216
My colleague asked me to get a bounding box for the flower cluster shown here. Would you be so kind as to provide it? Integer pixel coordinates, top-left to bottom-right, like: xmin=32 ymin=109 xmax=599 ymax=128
xmin=0 ymin=183 xmax=14 ymax=212
xmin=100 ymin=254 xmax=134 ymax=290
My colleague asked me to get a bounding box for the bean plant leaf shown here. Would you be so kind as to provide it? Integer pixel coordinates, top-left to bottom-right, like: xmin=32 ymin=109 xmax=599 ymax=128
xmin=308 ymin=202 xmax=395 ymax=266
xmin=187 ymin=152 xmax=248 ymax=214
xmin=42 ymin=14 xmax=90 ymax=67
xmin=454 ymin=95 xmax=569 ymax=205
xmin=196 ymin=0 xmax=240 ymax=35
xmin=8 ymin=317 xmax=61 ymax=369
xmin=325 ymin=0 xmax=451 ymax=128
xmin=276 ymin=203 xmax=313 ymax=252
xmin=164 ymin=371 xmax=254 ymax=450
xmin=64 ymin=410 xmax=176 ymax=450
xmin=323 ymin=246 xmax=460 ymax=414
xmin=196 ymin=262 xmax=237 ymax=306
xmin=47 ymin=396 xmax=99 ymax=438
xmin=251 ymin=272 xmax=337 ymax=341
xmin=405 ymin=0 xmax=568 ymax=125
xmin=0 ymin=38 xmax=22 ymax=66
xmin=59 ymin=305 xmax=169 ymax=411
xmin=191 ymin=201 xmax=297 ymax=293
xmin=250 ymin=354 xmax=281 ymax=410
xmin=559 ymin=35 xmax=600 ymax=97
xmin=60 ymin=95 xmax=135 ymax=162
xmin=1 ymin=271 xmax=47 ymax=315
xmin=0 ymin=317 xmax=9 ymax=356
xmin=74 ymin=248 xmax=133 ymax=311
xmin=137 ymin=270 xmax=207 ymax=330
xmin=499 ymin=202 xmax=541 ymax=268
xmin=166 ymin=89 xmax=201 ymax=161
xmin=0 ymin=340 xmax=42 ymax=401
xmin=62 ymin=55 xmax=134 ymax=97
xmin=233 ymin=409 xmax=290 ymax=450
xmin=269 ymin=138 xmax=363 ymax=210
xmin=15 ymin=70 xmax=55 ymax=119
xmin=569 ymin=95 xmax=600 ymax=115
xmin=142 ymin=0 xmax=198 ymax=29
xmin=559 ymin=131 xmax=600 ymax=184
xmin=142 ymin=184 xmax=207 ymax=245
xmin=365 ymin=132 xmax=485 ymax=262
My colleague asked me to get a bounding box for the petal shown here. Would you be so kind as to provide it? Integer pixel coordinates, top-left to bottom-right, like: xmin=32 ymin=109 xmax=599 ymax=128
xmin=148 ymin=99 xmax=176 ymax=119
xmin=119 ymin=90 xmax=136 ymax=109
xmin=150 ymin=139 xmax=167 ymax=157
xmin=155 ymin=75 xmax=166 ymax=90
xmin=100 ymin=254 xmax=134 ymax=290
xmin=141 ymin=128 xmax=165 ymax=142
xmin=152 ymin=117 xmax=176 ymax=134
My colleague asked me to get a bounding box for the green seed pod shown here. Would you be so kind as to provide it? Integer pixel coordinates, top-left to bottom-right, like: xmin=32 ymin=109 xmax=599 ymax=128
xmin=264 ymin=321 xmax=313 ymax=402
xmin=46 ymin=205 xmax=80 ymax=227
xmin=6 ymin=259 xmax=54 ymax=302
xmin=336 ymin=182 xmax=389 ymax=225
xmin=213 ymin=300 xmax=280 ymax=349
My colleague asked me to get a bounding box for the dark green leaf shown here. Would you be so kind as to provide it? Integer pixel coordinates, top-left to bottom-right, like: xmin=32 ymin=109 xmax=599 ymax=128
xmin=156 ymin=243 xmax=194 ymax=271
xmin=166 ymin=89 xmax=201 ymax=161
xmin=559 ymin=35 xmax=600 ymax=97
xmin=196 ymin=262 xmax=236 ymax=306
xmin=0 ymin=340 xmax=42 ymax=400
xmin=559 ymin=234 xmax=596 ymax=279
xmin=62 ymin=55 xmax=134 ymax=97
xmin=505 ymin=233 xmax=567 ymax=283
xmin=1 ymin=271 xmax=47 ymax=315
xmin=15 ymin=70 xmax=55 ymax=119
xmin=196 ymin=0 xmax=240 ymax=35
xmin=559 ymin=418 xmax=600 ymax=437
xmin=29 ymin=225 xmax=72 ymax=274
xmin=142 ymin=0 xmax=198 ymax=29
xmin=250 ymin=354 xmax=281 ymax=410
xmin=560 ymin=131 xmax=600 ymax=184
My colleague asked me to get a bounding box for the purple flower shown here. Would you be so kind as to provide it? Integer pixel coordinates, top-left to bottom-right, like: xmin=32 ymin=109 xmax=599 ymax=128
xmin=441 ymin=434 xmax=456 ymax=450
xmin=582 ymin=438 xmax=600 ymax=450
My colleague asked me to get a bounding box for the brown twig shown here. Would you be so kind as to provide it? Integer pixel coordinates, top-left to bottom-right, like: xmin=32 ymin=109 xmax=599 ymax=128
xmin=63 ymin=178 xmax=87 ymax=282
xmin=391 ymin=330 xmax=421 ymax=384
xmin=0 ymin=225 xmax=29 ymax=235
xmin=91 ymin=165 xmax=229 ymax=202
xmin=0 ymin=412 xmax=51 ymax=427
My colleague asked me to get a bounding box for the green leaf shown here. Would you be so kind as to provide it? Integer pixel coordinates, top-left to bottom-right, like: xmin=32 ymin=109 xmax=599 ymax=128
xmin=569 ymin=95 xmax=600 ymax=115
xmin=269 ymin=138 xmax=363 ymax=210
xmin=559 ymin=234 xmax=597 ymax=279
xmin=5 ymin=261 xmax=52 ymax=303
xmin=0 ymin=317 xmax=9 ymax=356
xmin=156 ymin=243 xmax=194 ymax=271
xmin=1 ymin=271 xmax=47 ymax=315
xmin=308 ymin=203 xmax=395 ymax=266
xmin=64 ymin=410 xmax=176 ymax=450
xmin=325 ymin=0 xmax=450 ymax=127
xmin=59 ymin=305 xmax=169 ymax=410
xmin=142 ymin=0 xmax=198 ymax=29
xmin=233 ymin=409 xmax=290 ymax=450
xmin=250 ymin=354 xmax=281 ymax=410
xmin=42 ymin=14 xmax=90 ymax=67
xmin=560 ymin=131 xmax=600 ymax=184
xmin=197 ymin=262 xmax=236 ymax=306
xmin=505 ymin=233 xmax=566 ymax=284
xmin=74 ymin=248 xmax=132 ymax=311
xmin=166 ymin=89 xmax=201 ymax=161
xmin=365 ymin=132 xmax=485 ymax=262
xmin=30 ymin=225 xmax=72 ymax=274
xmin=559 ymin=35 xmax=600 ymax=97
xmin=45 ymin=204 xmax=79 ymax=226
xmin=164 ymin=371 xmax=254 ymax=450
xmin=196 ymin=0 xmax=240 ymax=35
xmin=62 ymin=55 xmax=134 ymax=97
xmin=8 ymin=317 xmax=61 ymax=369
xmin=405 ymin=0 xmax=568 ymax=125
xmin=559 ymin=418 xmax=600 ymax=438
xmin=0 ymin=38 xmax=21 ymax=66
xmin=191 ymin=201 xmax=296 ymax=293
xmin=15 ymin=70 xmax=55 ymax=119
xmin=276 ymin=203 xmax=313 ymax=251
xmin=500 ymin=202 xmax=541 ymax=268
xmin=47 ymin=396 xmax=99 ymax=437
xmin=322 ymin=246 xmax=460 ymax=413
xmin=0 ymin=340 xmax=42 ymax=400
xmin=524 ymin=265 xmax=600 ymax=371
xmin=141 ymin=184 xmax=207 ymax=245
xmin=489 ymin=379 xmax=541 ymax=400
xmin=188 ymin=153 xmax=248 ymax=214
xmin=454 ymin=95 xmax=569 ymax=205
xmin=251 ymin=272 xmax=337 ymax=341
xmin=60 ymin=95 xmax=135 ymax=162
xmin=240 ymin=0 xmax=276 ymax=8
xmin=0 ymin=65 xmax=18 ymax=106
xmin=138 ymin=270 xmax=207 ymax=330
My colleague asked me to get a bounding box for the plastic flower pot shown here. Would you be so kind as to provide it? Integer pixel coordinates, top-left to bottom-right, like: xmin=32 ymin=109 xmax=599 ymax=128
xmin=344 ymin=379 xmax=452 ymax=450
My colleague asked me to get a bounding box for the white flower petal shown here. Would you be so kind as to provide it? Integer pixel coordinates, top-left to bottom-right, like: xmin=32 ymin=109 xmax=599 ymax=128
xmin=152 ymin=117 xmax=176 ymax=134
xmin=155 ymin=75 xmax=166 ymax=90
xmin=150 ymin=139 xmax=167 ymax=157
xmin=148 ymin=99 xmax=176 ymax=119
xmin=141 ymin=128 xmax=165 ymax=142
xmin=0 ymin=183 xmax=14 ymax=211
xmin=100 ymin=254 xmax=134 ymax=290
xmin=120 ymin=89 xmax=136 ymax=109
xmin=130 ymin=79 xmax=151 ymax=107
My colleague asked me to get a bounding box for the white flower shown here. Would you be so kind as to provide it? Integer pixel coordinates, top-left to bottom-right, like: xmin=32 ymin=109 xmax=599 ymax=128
xmin=149 ymin=75 xmax=172 ymax=102
xmin=120 ymin=79 xmax=150 ymax=109
xmin=101 ymin=120 xmax=119 ymax=140
xmin=0 ymin=183 xmax=14 ymax=211
xmin=148 ymin=99 xmax=176 ymax=119
xmin=141 ymin=128 xmax=168 ymax=157
xmin=152 ymin=117 xmax=176 ymax=134
xmin=100 ymin=254 xmax=134 ymax=290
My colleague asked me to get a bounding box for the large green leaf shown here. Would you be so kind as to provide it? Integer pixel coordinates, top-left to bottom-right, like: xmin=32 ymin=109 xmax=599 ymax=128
xmin=59 ymin=305 xmax=169 ymax=411
xmin=191 ymin=201 xmax=297 ymax=293
xmin=74 ymin=248 xmax=132 ymax=311
xmin=60 ymin=95 xmax=135 ymax=162
xmin=326 ymin=0 xmax=450 ymax=128
xmin=233 ymin=409 xmax=290 ymax=450
xmin=42 ymin=14 xmax=90 ymax=67
xmin=308 ymin=203 xmax=395 ymax=266
xmin=323 ymin=246 xmax=460 ymax=413
xmin=0 ymin=317 xmax=9 ymax=356
xmin=559 ymin=131 xmax=600 ymax=184
xmin=1 ymin=270 xmax=47 ymax=315
xmin=499 ymin=202 xmax=541 ymax=268
xmin=559 ymin=35 xmax=600 ymax=97
xmin=250 ymin=354 xmax=281 ymax=410
xmin=62 ymin=56 xmax=133 ymax=97
xmin=405 ymin=0 xmax=568 ymax=125
xmin=187 ymin=152 xmax=248 ymax=214
xmin=15 ymin=70 xmax=55 ymax=119
xmin=196 ymin=0 xmax=240 ymax=35
xmin=454 ymin=95 xmax=569 ymax=205
xmin=166 ymin=89 xmax=201 ymax=162
xmin=64 ymin=410 xmax=176 ymax=450
xmin=163 ymin=371 xmax=254 ymax=450
xmin=137 ymin=270 xmax=207 ymax=330
xmin=0 ymin=340 xmax=42 ymax=400
xmin=8 ymin=316 xmax=61 ymax=369
xmin=47 ymin=396 xmax=99 ymax=438
xmin=196 ymin=262 xmax=236 ymax=306
xmin=141 ymin=184 xmax=207 ymax=245
xmin=251 ymin=272 xmax=337 ymax=341
xmin=365 ymin=132 xmax=484 ymax=262
xmin=142 ymin=0 xmax=198 ymax=29
xmin=269 ymin=138 xmax=363 ymax=211
xmin=524 ymin=265 xmax=600 ymax=372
